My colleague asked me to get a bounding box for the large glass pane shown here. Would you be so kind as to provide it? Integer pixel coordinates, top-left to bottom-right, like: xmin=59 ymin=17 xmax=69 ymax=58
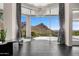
xmin=72 ymin=21 xmax=79 ymax=41
xmin=31 ymin=16 xmax=60 ymax=41
xmin=21 ymin=15 xmax=26 ymax=38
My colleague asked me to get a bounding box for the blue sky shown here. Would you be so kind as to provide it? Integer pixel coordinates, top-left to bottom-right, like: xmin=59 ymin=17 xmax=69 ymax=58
xmin=72 ymin=21 xmax=79 ymax=30
xmin=21 ymin=15 xmax=79 ymax=30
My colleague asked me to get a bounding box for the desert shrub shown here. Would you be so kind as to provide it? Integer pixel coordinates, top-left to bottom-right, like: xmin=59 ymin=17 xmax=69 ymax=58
xmin=51 ymin=32 xmax=58 ymax=37
xmin=21 ymin=30 xmax=26 ymax=38
xmin=73 ymin=31 xmax=79 ymax=36
xmin=31 ymin=32 xmax=36 ymax=37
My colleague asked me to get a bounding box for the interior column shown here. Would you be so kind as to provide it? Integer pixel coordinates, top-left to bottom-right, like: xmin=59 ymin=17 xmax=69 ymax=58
xmin=26 ymin=15 xmax=31 ymax=39
xmin=4 ymin=3 xmax=17 ymax=41
xmin=65 ymin=3 xmax=72 ymax=46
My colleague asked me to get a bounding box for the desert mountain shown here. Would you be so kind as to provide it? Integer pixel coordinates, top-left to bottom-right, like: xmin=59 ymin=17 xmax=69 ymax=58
xmin=32 ymin=23 xmax=53 ymax=33
xmin=21 ymin=22 xmax=58 ymax=36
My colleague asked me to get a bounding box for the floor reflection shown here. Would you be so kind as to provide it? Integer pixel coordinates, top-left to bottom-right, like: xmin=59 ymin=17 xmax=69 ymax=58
xmin=13 ymin=40 xmax=79 ymax=56
xmin=18 ymin=42 xmax=32 ymax=56
xmin=57 ymin=45 xmax=72 ymax=56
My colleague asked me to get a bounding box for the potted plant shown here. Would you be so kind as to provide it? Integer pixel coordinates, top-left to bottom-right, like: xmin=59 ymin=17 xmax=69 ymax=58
xmin=0 ymin=30 xmax=6 ymax=43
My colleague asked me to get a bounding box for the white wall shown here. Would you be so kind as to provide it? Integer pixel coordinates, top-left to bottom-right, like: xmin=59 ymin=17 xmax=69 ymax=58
xmin=0 ymin=3 xmax=3 ymax=10
xmin=65 ymin=3 xmax=72 ymax=46
xmin=4 ymin=3 xmax=17 ymax=41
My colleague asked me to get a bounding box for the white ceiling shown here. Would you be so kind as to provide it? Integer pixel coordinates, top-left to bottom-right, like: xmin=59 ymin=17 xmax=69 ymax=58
xmin=29 ymin=3 xmax=49 ymax=7
xmin=0 ymin=3 xmax=79 ymax=20
xmin=0 ymin=3 xmax=3 ymax=10
xmin=21 ymin=3 xmax=79 ymax=19
xmin=21 ymin=3 xmax=59 ymax=16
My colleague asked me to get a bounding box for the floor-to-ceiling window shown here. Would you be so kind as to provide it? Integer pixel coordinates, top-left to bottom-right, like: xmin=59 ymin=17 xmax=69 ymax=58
xmin=72 ymin=20 xmax=79 ymax=43
xmin=31 ymin=15 xmax=60 ymax=42
xmin=72 ymin=10 xmax=79 ymax=45
xmin=21 ymin=15 xmax=26 ymax=38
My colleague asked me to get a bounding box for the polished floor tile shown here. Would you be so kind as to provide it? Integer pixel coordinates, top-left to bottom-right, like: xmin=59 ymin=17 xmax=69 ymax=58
xmin=13 ymin=40 xmax=79 ymax=56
